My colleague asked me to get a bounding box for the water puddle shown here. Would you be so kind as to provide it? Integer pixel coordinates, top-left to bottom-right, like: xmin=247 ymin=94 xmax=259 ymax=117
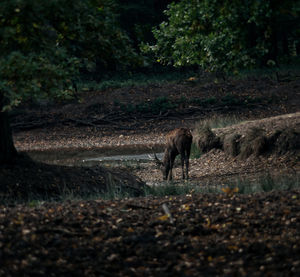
xmin=25 ymin=144 xmax=164 ymax=167
xmin=83 ymin=153 xmax=163 ymax=163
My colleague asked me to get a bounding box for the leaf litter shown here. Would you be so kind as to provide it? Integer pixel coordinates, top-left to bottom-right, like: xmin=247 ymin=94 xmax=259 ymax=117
xmin=2 ymin=78 xmax=300 ymax=275
xmin=1 ymin=191 xmax=300 ymax=276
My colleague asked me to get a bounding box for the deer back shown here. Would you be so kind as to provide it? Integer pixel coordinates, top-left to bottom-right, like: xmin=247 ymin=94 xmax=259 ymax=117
xmin=165 ymin=128 xmax=193 ymax=155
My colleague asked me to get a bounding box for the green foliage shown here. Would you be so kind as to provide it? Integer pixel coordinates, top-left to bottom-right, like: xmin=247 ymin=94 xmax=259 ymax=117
xmin=144 ymin=182 xmax=199 ymax=197
xmin=0 ymin=0 xmax=139 ymax=110
xmin=190 ymin=142 xmax=202 ymax=159
xmin=221 ymin=94 xmax=241 ymax=106
xmin=151 ymin=96 xmax=177 ymax=114
xmin=0 ymin=51 xmax=78 ymax=111
xmin=117 ymin=0 xmax=165 ymax=44
xmin=143 ymin=0 xmax=300 ymax=73
xmin=78 ymin=68 xmax=195 ymax=91
xmin=2 ymin=172 xmax=299 ymax=204
xmin=190 ymin=97 xmax=217 ymax=106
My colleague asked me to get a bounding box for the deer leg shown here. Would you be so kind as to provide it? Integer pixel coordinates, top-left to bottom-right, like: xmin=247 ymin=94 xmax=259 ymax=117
xmin=168 ymin=151 xmax=176 ymax=181
xmin=185 ymin=157 xmax=189 ymax=179
xmin=168 ymin=159 xmax=173 ymax=181
xmin=168 ymin=154 xmax=174 ymax=181
xmin=185 ymin=147 xmax=191 ymax=180
xmin=180 ymin=153 xmax=186 ymax=179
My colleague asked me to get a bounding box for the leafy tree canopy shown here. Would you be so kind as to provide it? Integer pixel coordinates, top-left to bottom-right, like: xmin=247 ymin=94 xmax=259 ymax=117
xmin=0 ymin=0 xmax=139 ymax=111
xmin=142 ymin=0 xmax=300 ymax=73
xmin=116 ymin=0 xmax=174 ymax=46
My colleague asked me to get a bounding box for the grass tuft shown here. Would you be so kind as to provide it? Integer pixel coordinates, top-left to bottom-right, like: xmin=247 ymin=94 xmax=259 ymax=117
xmin=190 ymin=142 xmax=202 ymax=159
xmin=224 ymin=173 xmax=300 ymax=194
xmin=1 ymin=172 xmax=299 ymax=207
xmin=77 ymin=70 xmax=195 ymax=92
xmin=195 ymin=114 xmax=242 ymax=130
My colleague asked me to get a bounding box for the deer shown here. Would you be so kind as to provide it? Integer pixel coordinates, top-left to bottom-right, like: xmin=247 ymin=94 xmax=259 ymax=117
xmin=154 ymin=128 xmax=193 ymax=181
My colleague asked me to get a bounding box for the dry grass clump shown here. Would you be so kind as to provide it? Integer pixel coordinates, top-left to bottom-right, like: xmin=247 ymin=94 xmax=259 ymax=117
xmin=239 ymin=128 xmax=268 ymax=159
xmin=272 ymin=128 xmax=300 ymax=155
xmin=223 ymin=133 xmax=242 ymax=157
xmin=194 ymin=124 xmax=299 ymax=160
xmin=194 ymin=125 xmax=222 ymax=153
xmin=220 ymin=127 xmax=269 ymax=159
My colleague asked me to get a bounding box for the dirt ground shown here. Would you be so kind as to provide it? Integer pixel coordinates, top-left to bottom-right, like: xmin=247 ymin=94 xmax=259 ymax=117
xmin=11 ymin=77 xmax=300 ymax=187
xmin=1 ymin=190 xmax=300 ymax=276
xmin=12 ymin=77 xmax=300 ymax=150
xmin=1 ymin=77 xmax=300 ymax=276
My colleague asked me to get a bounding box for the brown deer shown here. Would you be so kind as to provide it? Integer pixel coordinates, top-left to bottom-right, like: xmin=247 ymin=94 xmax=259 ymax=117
xmin=154 ymin=128 xmax=193 ymax=181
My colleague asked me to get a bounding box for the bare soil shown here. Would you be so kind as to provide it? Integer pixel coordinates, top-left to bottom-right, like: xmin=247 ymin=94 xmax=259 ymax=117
xmin=1 ymin=77 xmax=300 ymax=276
xmin=11 ymin=77 xmax=300 ymax=186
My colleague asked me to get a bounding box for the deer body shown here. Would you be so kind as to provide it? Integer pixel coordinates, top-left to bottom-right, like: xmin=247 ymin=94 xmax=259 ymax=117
xmin=158 ymin=128 xmax=193 ymax=180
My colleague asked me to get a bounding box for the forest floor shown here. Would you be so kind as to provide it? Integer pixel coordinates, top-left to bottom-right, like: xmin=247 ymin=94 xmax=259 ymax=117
xmin=1 ymin=76 xmax=300 ymax=275
xmin=10 ymin=76 xmax=300 ymax=189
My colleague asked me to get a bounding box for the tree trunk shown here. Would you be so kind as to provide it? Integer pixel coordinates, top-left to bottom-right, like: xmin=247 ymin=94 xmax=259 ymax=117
xmin=0 ymin=95 xmax=18 ymax=164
